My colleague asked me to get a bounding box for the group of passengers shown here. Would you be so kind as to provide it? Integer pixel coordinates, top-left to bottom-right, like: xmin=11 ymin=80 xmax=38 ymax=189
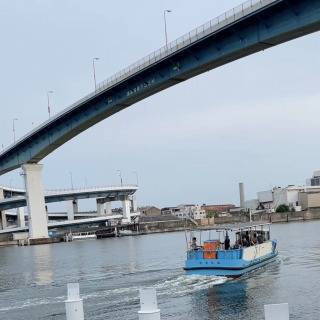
xmin=233 ymin=231 xmax=264 ymax=249
xmin=190 ymin=230 xmax=267 ymax=251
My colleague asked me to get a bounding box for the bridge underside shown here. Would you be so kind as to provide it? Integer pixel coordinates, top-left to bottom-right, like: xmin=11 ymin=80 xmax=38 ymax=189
xmin=0 ymin=0 xmax=320 ymax=175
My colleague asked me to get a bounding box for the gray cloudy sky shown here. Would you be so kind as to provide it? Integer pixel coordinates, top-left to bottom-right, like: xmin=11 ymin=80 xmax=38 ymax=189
xmin=0 ymin=0 xmax=320 ymax=209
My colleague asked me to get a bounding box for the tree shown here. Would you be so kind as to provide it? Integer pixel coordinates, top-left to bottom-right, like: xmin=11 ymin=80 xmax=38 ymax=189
xmin=206 ymin=211 xmax=218 ymax=218
xmin=276 ymin=204 xmax=290 ymax=213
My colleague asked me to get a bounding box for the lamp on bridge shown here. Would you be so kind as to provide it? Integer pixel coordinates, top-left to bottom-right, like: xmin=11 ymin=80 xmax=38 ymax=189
xmin=12 ymin=118 xmax=18 ymax=143
xmin=163 ymin=9 xmax=172 ymax=47
xmin=47 ymin=90 xmax=54 ymax=119
xmin=92 ymin=57 xmax=100 ymax=91
xmin=117 ymin=170 xmax=123 ymax=187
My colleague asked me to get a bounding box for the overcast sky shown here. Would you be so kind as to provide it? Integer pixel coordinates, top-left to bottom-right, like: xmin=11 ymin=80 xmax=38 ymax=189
xmin=0 ymin=0 xmax=320 ymax=210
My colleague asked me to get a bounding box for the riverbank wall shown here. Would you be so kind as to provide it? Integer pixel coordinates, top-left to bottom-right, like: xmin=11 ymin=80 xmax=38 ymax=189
xmin=214 ymin=209 xmax=320 ymax=224
xmin=139 ymin=210 xmax=320 ymax=234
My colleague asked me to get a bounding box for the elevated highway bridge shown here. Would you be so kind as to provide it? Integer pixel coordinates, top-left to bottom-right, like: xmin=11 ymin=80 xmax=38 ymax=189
xmin=0 ymin=185 xmax=138 ymax=211
xmin=0 ymin=0 xmax=319 ymax=239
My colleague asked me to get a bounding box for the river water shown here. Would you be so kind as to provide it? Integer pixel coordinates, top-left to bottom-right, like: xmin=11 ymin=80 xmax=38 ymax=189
xmin=0 ymin=220 xmax=320 ymax=319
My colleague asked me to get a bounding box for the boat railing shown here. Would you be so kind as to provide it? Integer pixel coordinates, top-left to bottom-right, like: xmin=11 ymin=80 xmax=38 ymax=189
xmin=187 ymin=247 xmax=243 ymax=260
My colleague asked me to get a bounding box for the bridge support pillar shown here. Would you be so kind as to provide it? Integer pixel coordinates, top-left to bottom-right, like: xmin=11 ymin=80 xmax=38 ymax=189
xmin=122 ymin=197 xmax=131 ymax=223
xmin=105 ymin=201 xmax=112 ymax=215
xmin=22 ymin=163 xmax=49 ymax=239
xmin=0 ymin=188 xmax=5 ymax=230
xmin=1 ymin=211 xmax=7 ymax=229
xmin=67 ymin=200 xmax=78 ymax=221
xmin=17 ymin=207 xmax=25 ymax=228
xmin=96 ymin=198 xmax=105 ymax=216
xmin=130 ymin=196 xmax=138 ymax=213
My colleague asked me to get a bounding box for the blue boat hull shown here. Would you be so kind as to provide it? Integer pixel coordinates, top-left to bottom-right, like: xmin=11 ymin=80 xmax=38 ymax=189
xmin=184 ymin=252 xmax=278 ymax=277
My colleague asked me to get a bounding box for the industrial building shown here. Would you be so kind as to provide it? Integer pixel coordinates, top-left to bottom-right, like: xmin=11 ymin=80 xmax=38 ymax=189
xmin=307 ymin=170 xmax=320 ymax=186
xmin=299 ymin=187 xmax=320 ymax=210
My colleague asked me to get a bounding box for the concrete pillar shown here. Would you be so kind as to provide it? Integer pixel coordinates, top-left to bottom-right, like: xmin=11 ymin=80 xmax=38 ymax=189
xmin=138 ymin=287 xmax=160 ymax=320
xmin=22 ymin=163 xmax=49 ymax=239
xmin=17 ymin=207 xmax=26 ymax=228
xmin=0 ymin=187 xmax=4 ymax=230
xmin=122 ymin=197 xmax=131 ymax=223
xmin=1 ymin=211 xmax=7 ymax=229
xmin=131 ymin=196 xmax=138 ymax=213
xmin=105 ymin=201 xmax=112 ymax=215
xmin=96 ymin=199 xmax=104 ymax=216
xmin=65 ymin=283 xmax=84 ymax=320
xmin=67 ymin=200 xmax=78 ymax=221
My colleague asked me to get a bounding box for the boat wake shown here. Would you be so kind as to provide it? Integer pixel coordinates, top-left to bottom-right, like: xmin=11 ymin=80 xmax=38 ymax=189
xmin=0 ymin=270 xmax=228 ymax=314
xmin=155 ymin=274 xmax=228 ymax=297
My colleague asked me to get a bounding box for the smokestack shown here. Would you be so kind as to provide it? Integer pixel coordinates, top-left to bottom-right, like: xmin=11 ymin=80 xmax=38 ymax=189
xmin=239 ymin=182 xmax=245 ymax=209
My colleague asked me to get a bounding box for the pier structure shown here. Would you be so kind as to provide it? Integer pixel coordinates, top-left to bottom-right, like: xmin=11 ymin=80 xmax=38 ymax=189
xmin=0 ymin=0 xmax=319 ymax=240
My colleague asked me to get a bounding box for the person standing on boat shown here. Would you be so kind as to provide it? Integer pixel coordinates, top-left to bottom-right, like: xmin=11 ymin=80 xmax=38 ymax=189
xmin=191 ymin=237 xmax=199 ymax=250
xmin=224 ymin=233 xmax=230 ymax=250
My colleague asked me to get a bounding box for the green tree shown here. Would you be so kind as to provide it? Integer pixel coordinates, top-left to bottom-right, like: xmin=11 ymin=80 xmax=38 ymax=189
xmin=276 ymin=204 xmax=290 ymax=213
xmin=206 ymin=211 xmax=218 ymax=218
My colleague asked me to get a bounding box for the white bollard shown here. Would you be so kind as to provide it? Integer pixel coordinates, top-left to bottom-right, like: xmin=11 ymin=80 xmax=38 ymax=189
xmin=264 ymin=303 xmax=289 ymax=320
xmin=65 ymin=283 xmax=84 ymax=320
xmin=138 ymin=287 xmax=161 ymax=320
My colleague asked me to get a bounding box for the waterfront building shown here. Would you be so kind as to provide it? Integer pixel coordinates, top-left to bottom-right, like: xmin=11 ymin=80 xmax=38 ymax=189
xmin=201 ymin=204 xmax=235 ymax=215
xmin=257 ymin=190 xmax=274 ymax=211
xmin=307 ymin=170 xmax=320 ymax=186
xmin=139 ymin=206 xmax=161 ymax=217
xmin=272 ymin=186 xmax=304 ymax=211
xmin=299 ymin=187 xmax=320 ymax=210
xmin=248 ymin=186 xmax=304 ymax=213
xmin=161 ymin=204 xmax=206 ymax=220
xmin=245 ymin=199 xmax=260 ymax=211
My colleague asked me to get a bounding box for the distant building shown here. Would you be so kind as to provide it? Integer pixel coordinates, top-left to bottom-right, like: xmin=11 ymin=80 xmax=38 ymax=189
xmin=307 ymin=170 xmax=320 ymax=186
xmin=140 ymin=206 xmax=161 ymax=217
xmin=299 ymin=187 xmax=320 ymax=210
xmin=245 ymin=199 xmax=259 ymax=211
xmin=273 ymin=185 xmax=304 ymax=210
xmin=201 ymin=204 xmax=235 ymax=215
xmin=257 ymin=190 xmax=273 ymax=211
xmin=161 ymin=204 xmax=206 ymax=220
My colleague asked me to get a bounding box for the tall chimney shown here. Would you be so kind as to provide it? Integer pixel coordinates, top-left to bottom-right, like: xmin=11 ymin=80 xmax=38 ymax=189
xmin=239 ymin=182 xmax=245 ymax=209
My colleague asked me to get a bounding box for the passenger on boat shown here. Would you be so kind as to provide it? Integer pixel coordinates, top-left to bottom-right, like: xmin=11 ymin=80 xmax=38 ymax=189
xmin=251 ymin=233 xmax=258 ymax=245
xmin=245 ymin=231 xmax=250 ymax=244
xmin=191 ymin=237 xmax=199 ymax=250
xmin=242 ymin=235 xmax=249 ymax=247
xmin=257 ymin=233 xmax=264 ymax=244
xmin=224 ymin=234 xmax=230 ymax=250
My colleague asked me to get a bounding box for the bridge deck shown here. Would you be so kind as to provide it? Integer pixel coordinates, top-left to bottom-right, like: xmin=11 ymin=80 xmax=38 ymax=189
xmin=1 ymin=0 xmax=320 ymax=174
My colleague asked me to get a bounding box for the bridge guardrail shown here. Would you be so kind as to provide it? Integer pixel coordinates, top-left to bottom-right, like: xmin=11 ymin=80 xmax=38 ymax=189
xmin=94 ymin=0 xmax=278 ymax=94
xmin=1 ymin=0 xmax=279 ymax=153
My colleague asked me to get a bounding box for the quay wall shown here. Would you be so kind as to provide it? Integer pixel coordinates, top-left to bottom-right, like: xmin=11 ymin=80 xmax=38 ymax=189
xmin=214 ymin=210 xmax=320 ymax=225
xmin=139 ymin=218 xmax=195 ymax=234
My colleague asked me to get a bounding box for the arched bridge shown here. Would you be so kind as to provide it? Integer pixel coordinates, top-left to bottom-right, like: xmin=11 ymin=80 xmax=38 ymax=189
xmin=0 ymin=0 xmax=320 ymax=175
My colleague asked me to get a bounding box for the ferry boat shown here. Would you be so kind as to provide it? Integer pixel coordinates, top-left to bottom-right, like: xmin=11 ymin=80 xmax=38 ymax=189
xmin=184 ymin=223 xmax=278 ymax=277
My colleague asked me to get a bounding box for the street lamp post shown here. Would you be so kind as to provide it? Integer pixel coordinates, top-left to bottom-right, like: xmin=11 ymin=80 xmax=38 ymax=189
xmin=163 ymin=10 xmax=172 ymax=47
xmin=117 ymin=170 xmax=123 ymax=186
xmin=47 ymin=91 xmax=54 ymax=118
xmin=92 ymin=57 xmax=99 ymax=91
xmin=69 ymin=171 xmax=74 ymax=189
xmin=12 ymin=118 xmax=18 ymax=143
